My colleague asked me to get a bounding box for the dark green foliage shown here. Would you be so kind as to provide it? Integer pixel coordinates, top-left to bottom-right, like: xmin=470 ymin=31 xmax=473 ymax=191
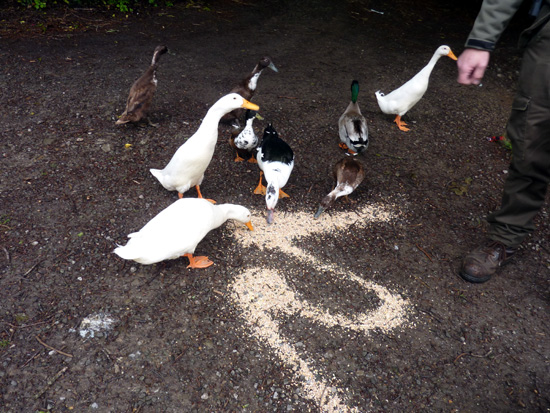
xmin=15 ymin=0 xmax=175 ymax=12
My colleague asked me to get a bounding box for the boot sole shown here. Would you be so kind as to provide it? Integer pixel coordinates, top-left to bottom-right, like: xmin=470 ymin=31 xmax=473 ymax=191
xmin=459 ymin=270 xmax=492 ymax=283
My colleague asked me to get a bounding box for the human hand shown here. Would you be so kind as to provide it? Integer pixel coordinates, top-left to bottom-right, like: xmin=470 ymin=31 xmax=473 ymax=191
xmin=457 ymin=48 xmax=491 ymax=85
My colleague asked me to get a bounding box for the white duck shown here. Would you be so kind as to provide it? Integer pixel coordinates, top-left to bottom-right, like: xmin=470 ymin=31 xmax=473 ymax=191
xmin=150 ymin=93 xmax=259 ymax=201
xmin=375 ymin=45 xmax=457 ymax=132
xmin=114 ymin=198 xmax=253 ymax=268
xmin=339 ymin=80 xmax=369 ymax=155
xmin=314 ymin=157 xmax=365 ymax=218
xmin=254 ymin=124 xmax=294 ymax=224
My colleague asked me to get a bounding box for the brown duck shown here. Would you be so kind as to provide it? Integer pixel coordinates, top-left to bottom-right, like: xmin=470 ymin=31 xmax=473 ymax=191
xmin=116 ymin=45 xmax=168 ymax=126
xmin=221 ymin=56 xmax=278 ymax=126
xmin=314 ymin=157 xmax=365 ymax=218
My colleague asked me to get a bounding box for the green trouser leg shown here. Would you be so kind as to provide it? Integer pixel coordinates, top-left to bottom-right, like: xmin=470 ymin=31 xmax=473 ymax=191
xmin=488 ymin=19 xmax=550 ymax=247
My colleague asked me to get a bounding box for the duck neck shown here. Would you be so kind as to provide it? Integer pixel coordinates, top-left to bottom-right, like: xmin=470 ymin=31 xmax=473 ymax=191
xmin=419 ymin=53 xmax=442 ymax=78
xmin=248 ymin=70 xmax=263 ymax=91
xmin=265 ymin=182 xmax=280 ymax=209
xmin=350 ymin=82 xmax=359 ymax=103
xmin=209 ymin=204 xmax=229 ymax=229
xmin=331 ymin=183 xmax=353 ymax=200
xmin=196 ymin=105 xmax=228 ymax=135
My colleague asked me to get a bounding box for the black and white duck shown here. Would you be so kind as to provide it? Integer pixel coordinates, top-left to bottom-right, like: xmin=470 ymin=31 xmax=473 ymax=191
xmin=314 ymin=157 xmax=365 ymax=218
xmin=375 ymin=45 xmax=457 ymax=131
xmin=338 ymin=80 xmax=369 ymax=155
xmin=254 ymin=124 xmax=294 ymax=224
xmin=116 ymin=45 xmax=168 ymax=126
xmin=229 ymin=109 xmax=262 ymax=163
xmin=222 ymin=56 xmax=278 ymax=126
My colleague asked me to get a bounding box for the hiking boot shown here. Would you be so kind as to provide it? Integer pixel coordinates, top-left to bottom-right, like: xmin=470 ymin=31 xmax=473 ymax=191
xmin=459 ymin=240 xmax=516 ymax=283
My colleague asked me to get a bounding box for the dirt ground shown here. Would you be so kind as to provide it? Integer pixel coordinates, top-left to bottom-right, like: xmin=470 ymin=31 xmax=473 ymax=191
xmin=1 ymin=0 xmax=549 ymax=411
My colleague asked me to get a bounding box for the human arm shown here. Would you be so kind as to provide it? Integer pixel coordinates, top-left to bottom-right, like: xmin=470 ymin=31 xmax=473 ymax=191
xmin=465 ymin=0 xmax=525 ymax=51
xmin=457 ymin=0 xmax=524 ymax=84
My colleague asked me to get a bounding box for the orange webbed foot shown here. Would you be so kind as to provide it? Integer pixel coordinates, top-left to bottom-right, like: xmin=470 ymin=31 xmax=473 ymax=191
xmin=394 ymin=115 xmax=410 ymax=132
xmin=254 ymin=184 xmax=266 ymax=195
xmin=184 ymin=253 xmax=213 ymax=269
xmin=253 ymin=171 xmax=266 ymax=195
xmin=279 ymin=189 xmax=290 ymax=198
xmin=234 ymin=155 xmax=245 ymax=162
xmin=194 ymin=185 xmax=216 ymax=203
xmin=339 ymin=142 xmax=349 ymax=150
xmin=248 ymin=157 xmax=258 ymax=164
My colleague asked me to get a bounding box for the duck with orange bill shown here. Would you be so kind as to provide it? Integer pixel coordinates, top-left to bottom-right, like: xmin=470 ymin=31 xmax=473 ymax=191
xmin=375 ymin=45 xmax=457 ymax=131
xmin=150 ymin=93 xmax=259 ymax=202
xmin=114 ymin=198 xmax=253 ymax=268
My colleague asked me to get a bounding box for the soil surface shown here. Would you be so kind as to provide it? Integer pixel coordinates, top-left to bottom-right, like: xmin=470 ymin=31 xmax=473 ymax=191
xmin=1 ymin=0 xmax=549 ymax=412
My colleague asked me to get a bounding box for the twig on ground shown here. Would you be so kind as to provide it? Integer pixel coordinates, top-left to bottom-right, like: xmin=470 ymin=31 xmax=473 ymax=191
xmin=419 ymin=308 xmax=442 ymax=323
xmin=36 ymin=335 xmax=73 ymax=358
xmin=454 ymin=349 xmax=493 ymax=363
xmin=173 ymin=347 xmax=188 ymax=363
xmin=2 ymin=247 xmax=10 ymax=265
xmin=454 ymin=352 xmax=467 ymax=363
xmin=22 ymin=259 xmax=45 ymax=277
xmin=20 ymin=350 xmax=41 ymax=368
xmin=33 ymin=366 xmax=69 ymax=399
xmin=411 ymin=274 xmax=431 ymax=289
xmin=416 ymin=244 xmax=433 ymax=262
xmin=471 ymin=349 xmax=493 ymax=358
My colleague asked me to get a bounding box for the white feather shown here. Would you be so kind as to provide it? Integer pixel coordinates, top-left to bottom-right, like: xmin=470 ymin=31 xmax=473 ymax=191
xmin=114 ymin=198 xmax=251 ymax=265
xmin=150 ymin=93 xmax=258 ymax=195
xmin=375 ymin=45 xmax=457 ymax=118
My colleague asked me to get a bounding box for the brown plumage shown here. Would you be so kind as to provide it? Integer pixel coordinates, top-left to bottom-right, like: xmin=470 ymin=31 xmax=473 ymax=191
xmin=314 ymin=157 xmax=366 ymax=218
xmin=116 ymin=45 xmax=168 ymax=126
xmin=221 ymin=56 xmax=278 ymax=126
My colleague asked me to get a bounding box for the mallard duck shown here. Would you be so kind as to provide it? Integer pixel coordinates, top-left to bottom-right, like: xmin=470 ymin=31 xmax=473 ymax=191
xmin=114 ymin=198 xmax=253 ymax=267
xmin=254 ymin=124 xmax=294 ymax=224
xmin=222 ymin=56 xmax=278 ymax=126
xmin=338 ymin=80 xmax=369 ymax=155
xmin=375 ymin=45 xmax=457 ymax=131
xmin=229 ymin=109 xmax=261 ymax=163
xmin=314 ymin=157 xmax=365 ymax=218
xmin=150 ymin=93 xmax=259 ymax=201
xmin=116 ymin=45 xmax=168 ymax=126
